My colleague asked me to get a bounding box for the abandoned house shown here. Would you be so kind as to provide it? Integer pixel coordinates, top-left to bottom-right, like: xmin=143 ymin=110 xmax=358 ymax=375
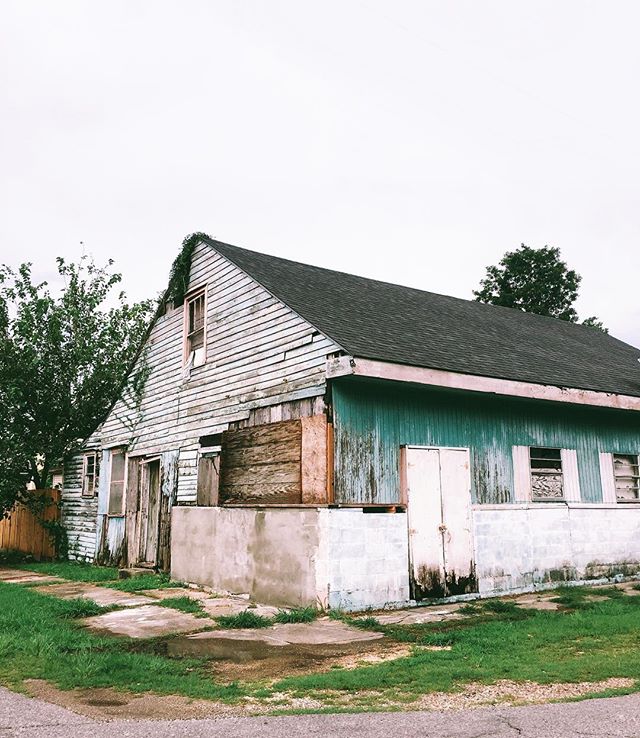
xmin=61 ymin=236 xmax=640 ymax=610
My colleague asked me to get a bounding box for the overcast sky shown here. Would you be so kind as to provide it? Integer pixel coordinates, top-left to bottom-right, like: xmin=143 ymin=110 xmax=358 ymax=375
xmin=2 ymin=0 xmax=639 ymax=347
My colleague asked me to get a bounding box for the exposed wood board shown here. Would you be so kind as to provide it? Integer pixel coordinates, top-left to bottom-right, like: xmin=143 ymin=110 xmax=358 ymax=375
xmin=301 ymin=415 xmax=328 ymax=504
xmin=220 ymin=419 xmax=303 ymax=505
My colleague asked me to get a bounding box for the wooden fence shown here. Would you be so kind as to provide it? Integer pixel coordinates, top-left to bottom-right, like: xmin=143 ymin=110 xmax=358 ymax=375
xmin=0 ymin=489 xmax=61 ymax=560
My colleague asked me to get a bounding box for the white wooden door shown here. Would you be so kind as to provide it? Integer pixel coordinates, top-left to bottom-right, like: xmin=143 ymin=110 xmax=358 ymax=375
xmin=405 ymin=446 xmax=476 ymax=599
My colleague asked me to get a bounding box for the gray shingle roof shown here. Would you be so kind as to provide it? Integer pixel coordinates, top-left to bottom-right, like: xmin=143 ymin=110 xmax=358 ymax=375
xmin=205 ymin=237 xmax=640 ymax=399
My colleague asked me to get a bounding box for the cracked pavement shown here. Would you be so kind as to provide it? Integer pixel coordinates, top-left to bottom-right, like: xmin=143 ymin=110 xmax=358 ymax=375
xmin=2 ymin=687 xmax=640 ymax=737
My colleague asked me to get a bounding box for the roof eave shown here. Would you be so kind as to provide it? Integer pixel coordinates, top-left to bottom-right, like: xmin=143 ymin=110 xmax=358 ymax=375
xmin=327 ymin=355 xmax=640 ymax=412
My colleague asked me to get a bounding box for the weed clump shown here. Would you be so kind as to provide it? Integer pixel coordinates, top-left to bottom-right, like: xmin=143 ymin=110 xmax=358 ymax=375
xmin=216 ymin=610 xmax=273 ymax=629
xmin=159 ymin=597 xmax=207 ymax=616
xmin=273 ymin=607 xmax=318 ymax=624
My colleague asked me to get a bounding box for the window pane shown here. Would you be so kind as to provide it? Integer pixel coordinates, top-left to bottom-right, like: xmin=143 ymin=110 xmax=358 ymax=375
xmin=190 ymin=327 xmax=204 ymax=350
xmin=530 ymin=447 xmax=561 ymax=460
xmin=189 ymin=295 xmax=205 ymax=333
xmin=614 ymin=454 xmax=640 ymax=501
xmin=530 ymin=447 xmax=564 ymax=499
xmin=108 ymin=482 xmax=124 ymax=515
xmin=531 ymin=474 xmax=564 ymax=499
xmin=111 ymin=450 xmax=126 ymax=483
xmin=109 ymin=450 xmax=126 ymax=514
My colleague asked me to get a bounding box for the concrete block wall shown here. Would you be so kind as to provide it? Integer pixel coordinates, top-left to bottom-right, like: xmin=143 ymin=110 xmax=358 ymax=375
xmin=319 ymin=509 xmax=410 ymax=610
xmin=171 ymin=507 xmax=324 ymax=607
xmin=171 ymin=506 xmax=410 ymax=611
xmin=473 ymin=505 xmax=640 ymax=594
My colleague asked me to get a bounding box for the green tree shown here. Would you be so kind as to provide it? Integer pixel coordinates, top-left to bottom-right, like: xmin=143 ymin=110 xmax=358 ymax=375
xmin=0 ymin=256 xmax=154 ymax=514
xmin=473 ymin=244 xmax=606 ymax=330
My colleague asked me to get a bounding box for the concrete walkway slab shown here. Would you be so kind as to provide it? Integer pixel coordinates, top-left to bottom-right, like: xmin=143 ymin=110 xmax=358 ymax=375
xmin=141 ymin=587 xmax=212 ymax=601
xmin=83 ymin=604 xmax=209 ymax=638
xmin=185 ymin=619 xmax=384 ymax=647
xmin=375 ymin=604 xmax=465 ymax=625
xmin=201 ymin=597 xmax=281 ymax=619
xmin=32 ymin=582 xmax=155 ymax=607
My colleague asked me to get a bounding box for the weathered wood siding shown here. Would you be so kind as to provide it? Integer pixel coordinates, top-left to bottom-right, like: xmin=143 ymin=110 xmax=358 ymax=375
xmin=69 ymin=240 xmax=339 ymax=562
xmin=95 ymin=241 xmax=338 ymax=456
xmin=332 ymin=377 xmax=640 ymax=505
xmin=62 ymin=454 xmax=99 ymax=561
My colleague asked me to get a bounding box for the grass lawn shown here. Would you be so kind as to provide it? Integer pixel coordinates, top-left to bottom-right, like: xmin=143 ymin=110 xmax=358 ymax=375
xmin=1 ymin=576 xmax=639 ymax=711
xmin=0 ymin=582 xmax=241 ymax=701
xmin=12 ymin=561 xmax=120 ymax=582
xmin=11 ymin=561 xmax=180 ymax=591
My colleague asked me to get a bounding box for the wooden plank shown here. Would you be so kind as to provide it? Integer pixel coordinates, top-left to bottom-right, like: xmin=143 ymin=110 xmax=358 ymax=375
xmin=222 ymin=482 xmax=301 ymax=505
xmin=301 ymin=415 xmax=328 ymax=504
xmin=220 ymin=419 xmax=303 ymax=504
xmin=222 ymin=461 xmax=300 ymax=487
xmin=196 ymin=455 xmax=220 ymax=506
xmin=222 ymin=419 xmax=302 ymax=450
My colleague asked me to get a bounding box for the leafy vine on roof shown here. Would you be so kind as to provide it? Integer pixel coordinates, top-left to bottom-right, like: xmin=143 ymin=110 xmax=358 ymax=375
xmin=167 ymin=232 xmax=211 ymax=306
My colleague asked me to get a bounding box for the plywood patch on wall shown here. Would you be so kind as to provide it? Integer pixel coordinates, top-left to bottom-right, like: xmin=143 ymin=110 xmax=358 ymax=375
xmin=219 ymin=415 xmax=329 ymax=506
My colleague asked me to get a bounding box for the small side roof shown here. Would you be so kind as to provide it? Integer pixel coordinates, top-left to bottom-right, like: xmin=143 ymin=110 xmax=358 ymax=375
xmin=204 ymin=237 xmax=640 ymax=399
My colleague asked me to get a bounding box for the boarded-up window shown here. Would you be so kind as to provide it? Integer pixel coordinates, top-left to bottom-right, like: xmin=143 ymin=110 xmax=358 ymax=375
xmin=108 ymin=448 xmax=126 ymax=515
xmin=220 ymin=419 xmax=303 ymax=505
xmin=82 ymin=452 xmax=99 ymax=498
xmin=529 ymin=447 xmax=564 ymax=500
xmin=218 ymin=417 xmax=328 ymax=506
xmin=613 ymin=454 xmax=640 ymax=502
xmin=197 ymin=453 xmax=220 ymax=506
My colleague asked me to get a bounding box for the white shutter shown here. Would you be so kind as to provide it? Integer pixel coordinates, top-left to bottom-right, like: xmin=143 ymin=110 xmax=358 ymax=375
xmin=512 ymin=446 xmax=531 ymax=502
xmin=599 ymin=452 xmax=617 ymax=504
xmin=561 ymin=448 xmax=581 ymax=502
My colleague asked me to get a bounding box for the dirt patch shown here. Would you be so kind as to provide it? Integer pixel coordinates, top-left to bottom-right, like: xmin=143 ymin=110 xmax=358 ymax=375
xmin=204 ymin=638 xmax=408 ymax=682
xmin=23 ymin=675 xmax=637 ymax=721
xmin=24 ymin=680 xmax=242 ymax=720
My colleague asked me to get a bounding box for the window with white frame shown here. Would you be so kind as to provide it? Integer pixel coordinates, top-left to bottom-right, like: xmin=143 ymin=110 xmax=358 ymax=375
xmin=529 ymin=447 xmax=564 ymax=500
xmin=107 ymin=448 xmax=126 ymax=515
xmin=613 ymin=454 xmax=640 ymax=502
xmin=82 ymin=452 xmax=99 ymax=498
xmin=184 ymin=289 xmax=206 ymax=368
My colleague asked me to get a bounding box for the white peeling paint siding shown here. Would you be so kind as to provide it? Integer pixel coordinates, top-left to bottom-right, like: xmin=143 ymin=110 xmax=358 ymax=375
xmin=62 ymin=453 xmax=98 ymax=561
xmin=599 ymin=453 xmax=617 ymax=504
xmin=96 ymin=241 xmax=340 ymax=456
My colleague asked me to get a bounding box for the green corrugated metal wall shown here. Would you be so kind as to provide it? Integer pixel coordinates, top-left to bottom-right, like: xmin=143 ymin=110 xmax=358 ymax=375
xmin=332 ymin=377 xmax=640 ymax=505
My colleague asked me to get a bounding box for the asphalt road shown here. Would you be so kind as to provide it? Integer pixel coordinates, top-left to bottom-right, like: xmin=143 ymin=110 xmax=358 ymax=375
xmin=2 ymin=687 xmax=640 ymax=738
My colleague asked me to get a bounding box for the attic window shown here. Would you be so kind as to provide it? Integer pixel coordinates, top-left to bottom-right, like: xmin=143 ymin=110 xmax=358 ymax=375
xmin=613 ymin=454 xmax=640 ymax=502
xmin=529 ymin=447 xmax=564 ymax=501
xmin=184 ymin=289 xmax=206 ymax=368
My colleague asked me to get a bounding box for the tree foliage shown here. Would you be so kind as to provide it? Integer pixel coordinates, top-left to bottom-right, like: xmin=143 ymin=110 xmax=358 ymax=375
xmin=473 ymin=244 xmax=606 ymax=330
xmin=0 ymin=256 xmax=155 ymax=513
